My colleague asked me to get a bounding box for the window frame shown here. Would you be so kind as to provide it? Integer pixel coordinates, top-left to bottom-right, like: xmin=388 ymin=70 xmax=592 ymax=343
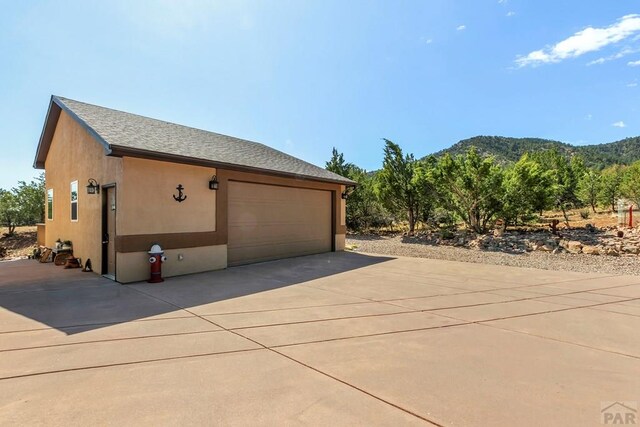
xmin=70 ymin=180 xmax=78 ymax=222
xmin=47 ymin=189 xmax=54 ymax=221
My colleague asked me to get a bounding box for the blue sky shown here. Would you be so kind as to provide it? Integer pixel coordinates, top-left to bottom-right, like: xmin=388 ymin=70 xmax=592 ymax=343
xmin=0 ymin=1 xmax=639 ymax=189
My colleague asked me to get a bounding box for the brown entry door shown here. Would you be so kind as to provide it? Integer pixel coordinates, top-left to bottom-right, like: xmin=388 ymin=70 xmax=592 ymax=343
xmin=103 ymin=186 xmax=116 ymax=277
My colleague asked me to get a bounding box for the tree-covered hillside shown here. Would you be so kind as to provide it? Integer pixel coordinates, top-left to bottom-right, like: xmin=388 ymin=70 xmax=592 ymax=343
xmin=428 ymin=136 xmax=640 ymax=169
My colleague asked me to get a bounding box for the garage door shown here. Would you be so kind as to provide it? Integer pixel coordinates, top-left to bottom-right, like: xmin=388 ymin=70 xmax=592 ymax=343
xmin=228 ymin=181 xmax=332 ymax=266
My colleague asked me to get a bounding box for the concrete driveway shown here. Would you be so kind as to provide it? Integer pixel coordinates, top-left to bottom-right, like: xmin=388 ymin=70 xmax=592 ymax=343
xmin=0 ymin=253 xmax=639 ymax=426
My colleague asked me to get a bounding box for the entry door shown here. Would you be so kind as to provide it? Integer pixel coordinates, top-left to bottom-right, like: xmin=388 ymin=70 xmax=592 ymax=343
xmin=103 ymin=186 xmax=116 ymax=277
xmin=227 ymin=181 xmax=332 ymax=266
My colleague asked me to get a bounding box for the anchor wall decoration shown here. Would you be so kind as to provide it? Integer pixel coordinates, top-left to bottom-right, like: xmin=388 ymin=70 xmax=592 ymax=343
xmin=173 ymin=184 xmax=187 ymax=202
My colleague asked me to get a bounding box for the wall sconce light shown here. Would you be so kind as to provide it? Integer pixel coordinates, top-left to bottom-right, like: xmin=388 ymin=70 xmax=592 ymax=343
xmin=209 ymin=175 xmax=219 ymax=190
xmin=341 ymin=185 xmax=355 ymax=199
xmin=86 ymin=178 xmax=100 ymax=194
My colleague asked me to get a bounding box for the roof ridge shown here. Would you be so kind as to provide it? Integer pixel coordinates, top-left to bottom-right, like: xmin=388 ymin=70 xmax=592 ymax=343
xmin=54 ymin=95 xmax=281 ymax=152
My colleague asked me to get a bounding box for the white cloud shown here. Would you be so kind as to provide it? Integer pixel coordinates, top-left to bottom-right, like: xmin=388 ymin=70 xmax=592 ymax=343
xmin=612 ymin=121 xmax=627 ymax=128
xmin=587 ymin=46 xmax=640 ymax=65
xmin=628 ymin=59 xmax=640 ymax=66
xmin=498 ymin=0 xmax=508 ymax=3
xmin=587 ymin=57 xmax=606 ymax=65
xmin=628 ymin=82 xmax=638 ymax=87
xmin=456 ymin=25 xmax=466 ymax=31
xmin=506 ymin=11 xmax=516 ymax=17
xmin=420 ymin=36 xmax=433 ymax=44
xmin=585 ymin=114 xmax=593 ymax=120
xmin=515 ymin=14 xmax=640 ymax=67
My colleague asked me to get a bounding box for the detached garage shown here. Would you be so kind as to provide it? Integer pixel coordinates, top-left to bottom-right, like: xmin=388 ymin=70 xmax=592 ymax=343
xmin=33 ymin=96 xmax=354 ymax=283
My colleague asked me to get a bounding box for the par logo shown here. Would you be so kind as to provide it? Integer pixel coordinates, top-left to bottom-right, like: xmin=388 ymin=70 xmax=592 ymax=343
xmin=601 ymin=401 xmax=637 ymax=425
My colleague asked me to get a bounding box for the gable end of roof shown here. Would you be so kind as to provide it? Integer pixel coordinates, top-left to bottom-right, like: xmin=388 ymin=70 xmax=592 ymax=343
xmin=33 ymin=96 xmax=112 ymax=169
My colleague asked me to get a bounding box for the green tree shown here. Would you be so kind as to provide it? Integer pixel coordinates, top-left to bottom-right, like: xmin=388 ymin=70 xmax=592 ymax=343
xmin=0 ymin=190 xmax=21 ymax=235
xmin=325 ymin=147 xmax=352 ymax=177
xmin=346 ymin=166 xmax=389 ymax=230
xmin=538 ymin=150 xmax=584 ymax=225
xmin=599 ymin=165 xmax=625 ymax=212
xmin=578 ymin=169 xmax=601 ymax=213
xmin=412 ymin=157 xmax=438 ymax=224
xmin=501 ymin=154 xmax=552 ymax=226
xmin=12 ymin=173 xmax=45 ymax=225
xmin=621 ymin=160 xmax=640 ymax=208
xmin=0 ymin=173 xmax=46 ymax=235
xmin=325 ymin=149 xmax=389 ymax=230
xmin=375 ymin=139 xmax=424 ymax=234
xmin=434 ymin=147 xmax=504 ymax=233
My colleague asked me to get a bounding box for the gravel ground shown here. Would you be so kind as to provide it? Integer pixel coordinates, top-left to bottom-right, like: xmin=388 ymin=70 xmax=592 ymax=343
xmin=347 ymin=234 xmax=640 ymax=276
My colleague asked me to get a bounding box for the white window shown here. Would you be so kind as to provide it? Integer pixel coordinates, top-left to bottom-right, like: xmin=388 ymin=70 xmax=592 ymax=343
xmin=47 ymin=189 xmax=53 ymax=220
xmin=70 ymin=181 xmax=78 ymax=221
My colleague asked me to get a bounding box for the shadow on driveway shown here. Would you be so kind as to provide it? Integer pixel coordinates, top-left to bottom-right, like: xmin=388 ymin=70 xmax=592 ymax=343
xmin=0 ymin=252 xmax=394 ymax=335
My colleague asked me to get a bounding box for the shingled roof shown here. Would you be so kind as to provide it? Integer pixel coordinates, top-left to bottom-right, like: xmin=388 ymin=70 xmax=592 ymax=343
xmin=34 ymin=96 xmax=355 ymax=185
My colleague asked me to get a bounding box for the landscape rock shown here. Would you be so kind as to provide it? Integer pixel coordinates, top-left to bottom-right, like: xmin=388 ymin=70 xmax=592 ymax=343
xmin=582 ymin=245 xmax=599 ymax=255
xmin=563 ymin=240 xmax=583 ymax=254
xmin=400 ymin=224 xmax=640 ymax=258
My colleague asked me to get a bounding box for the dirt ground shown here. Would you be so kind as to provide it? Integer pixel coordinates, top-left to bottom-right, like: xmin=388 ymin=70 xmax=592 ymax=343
xmin=541 ymin=208 xmax=631 ymax=229
xmin=0 ymin=226 xmax=37 ymax=260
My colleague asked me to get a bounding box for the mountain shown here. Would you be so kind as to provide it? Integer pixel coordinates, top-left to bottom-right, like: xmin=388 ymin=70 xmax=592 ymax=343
xmin=426 ymin=136 xmax=640 ymax=169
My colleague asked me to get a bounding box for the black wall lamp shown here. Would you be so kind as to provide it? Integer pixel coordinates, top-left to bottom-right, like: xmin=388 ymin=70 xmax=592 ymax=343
xmin=341 ymin=185 xmax=355 ymax=199
xmin=86 ymin=178 xmax=100 ymax=194
xmin=209 ymin=175 xmax=219 ymax=190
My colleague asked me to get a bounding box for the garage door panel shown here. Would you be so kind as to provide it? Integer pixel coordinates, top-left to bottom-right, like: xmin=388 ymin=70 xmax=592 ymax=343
xmin=230 ymin=225 xmax=328 ymax=243
xmin=228 ymin=239 xmax=329 ymax=265
xmin=228 ymin=182 xmax=332 ymax=266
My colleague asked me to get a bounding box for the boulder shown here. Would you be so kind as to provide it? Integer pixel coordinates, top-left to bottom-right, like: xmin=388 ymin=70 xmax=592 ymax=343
xmin=622 ymin=246 xmax=640 ymax=255
xmin=562 ymin=240 xmax=583 ymax=254
xmin=581 ymin=245 xmax=600 ymax=255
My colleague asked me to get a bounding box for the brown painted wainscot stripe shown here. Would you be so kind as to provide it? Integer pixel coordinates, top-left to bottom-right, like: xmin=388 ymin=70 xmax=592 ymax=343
xmin=116 ymin=232 xmax=225 ymax=253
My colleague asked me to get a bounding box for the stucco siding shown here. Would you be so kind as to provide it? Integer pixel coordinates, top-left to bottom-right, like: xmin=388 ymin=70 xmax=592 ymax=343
xmin=116 ymin=245 xmax=227 ymax=283
xmin=119 ymin=157 xmax=216 ymax=235
xmin=44 ymin=110 xmax=122 ymax=269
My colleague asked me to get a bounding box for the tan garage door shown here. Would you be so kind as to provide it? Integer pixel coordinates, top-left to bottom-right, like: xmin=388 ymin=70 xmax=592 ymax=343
xmin=228 ymin=181 xmax=332 ymax=266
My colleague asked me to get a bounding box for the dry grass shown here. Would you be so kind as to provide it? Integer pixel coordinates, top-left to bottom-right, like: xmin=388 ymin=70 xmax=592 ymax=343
xmin=0 ymin=226 xmax=38 ymax=259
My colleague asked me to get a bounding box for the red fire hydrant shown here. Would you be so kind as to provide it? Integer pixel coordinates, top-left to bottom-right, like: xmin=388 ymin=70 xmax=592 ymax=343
xmin=148 ymin=244 xmax=167 ymax=283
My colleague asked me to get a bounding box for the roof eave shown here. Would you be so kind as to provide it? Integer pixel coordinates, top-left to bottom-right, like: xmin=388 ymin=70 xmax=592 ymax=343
xmin=33 ymin=95 xmax=113 ymax=170
xmin=33 ymin=96 xmax=59 ymax=169
xmin=108 ymin=145 xmax=356 ymax=186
